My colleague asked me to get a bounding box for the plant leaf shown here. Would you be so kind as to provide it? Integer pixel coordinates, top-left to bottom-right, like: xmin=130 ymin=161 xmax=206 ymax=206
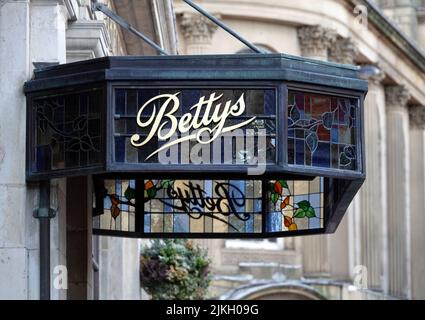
xmin=290 ymin=105 xmax=301 ymax=122
xmin=322 ymin=111 xmax=334 ymax=129
xmin=146 ymin=186 xmax=157 ymax=199
xmin=271 ymin=193 xmax=279 ymax=204
xmin=306 ymin=132 xmax=318 ymax=152
xmin=294 ymin=208 xmax=305 ymax=218
xmin=124 ymin=186 xmax=136 ymax=201
xmin=278 ymin=180 xmax=289 ymax=190
xmin=306 ymin=207 xmax=316 ymax=218
xmin=297 ymin=200 xmax=311 ymax=211
xmin=161 ymin=180 xmax=172 ymax=188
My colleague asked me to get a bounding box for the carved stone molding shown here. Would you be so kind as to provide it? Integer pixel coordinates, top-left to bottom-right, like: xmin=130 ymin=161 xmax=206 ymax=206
xmin=409 ymin=106 xmax=425 ymax=129
xmin=179 ymin=12 xmax=219 ymax=45
xmin=66 ymin=20 xmax=111 ymax=62
xmin=329 ymin=37 xmax=359 ymax=65
xmin=385 ymin=85 xmax=411 ymax=108
xmin=297 ymin=25 xmax=337 ymax=59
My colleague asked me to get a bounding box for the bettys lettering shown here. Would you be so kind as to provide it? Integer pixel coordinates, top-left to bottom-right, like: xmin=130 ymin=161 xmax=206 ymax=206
xmin=130 ymin=92 xmax=256 ymax=160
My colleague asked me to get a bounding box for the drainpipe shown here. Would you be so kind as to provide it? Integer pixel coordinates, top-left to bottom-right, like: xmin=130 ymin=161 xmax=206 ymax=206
xmin=33 ymin=180 xmax=56 ymax=300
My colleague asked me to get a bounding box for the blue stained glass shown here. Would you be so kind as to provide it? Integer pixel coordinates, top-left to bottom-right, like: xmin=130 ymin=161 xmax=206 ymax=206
xmin=104 ymin=196 xmax=111 ymax=208
xmin=230 ymin=180 xmax=245 ymax=214
xmin=126 ymin=91 xmax=138 ymax=115
xmin=115 ymin=137 xmax=125 ymax=162
xmin=312 ymin=142 xmax=330 ymax=167
xmin=121 ymin=204 xmax=128 ymax=212
xmin=264 ymin=90 xmax=276 ymax=115
xmin=204 ymin=180 xmax=212 ymax=197
xmin=115 ymin=90 xmax=125 ymax=114
xmin=138 ymin=90 xmax=159 ymax=116
xmin=36 ymin=146 xmax=50 ymax=171
xmin=144 ymin=214 xmax=151 ymax=233
xmin=288 ymin=129 xmax=295 ymax=138
xmin=296 ymin=139 xmax=305 ymax=165
xmin=331 ymin=126 xmax=338 ymax=143
xmin=182 ymin=90 xmax=201 ymax=114
xmin=309 ymin=217 xmax=321 ymax=229
xmin=254 ymin=199 xmax=262 ymax=212
xmin=246 ymin=215 xmax=254 ymax=232
xmin=294 ymin=194 xmax=309 ymax=204
xmin=309 ymin=193 xmax=321 ymax=208
xmin=288 ymin=139 xmax=295 ymax=164
xmin=115 ymin=180 xmax=122 ymax=197
xmin=173 ymin=214 xmax=189 ymax=233
xmin=267 ymin=211 xmax=282 ymax=232
xmin=164 ymin=199 xmax=173 ymax=213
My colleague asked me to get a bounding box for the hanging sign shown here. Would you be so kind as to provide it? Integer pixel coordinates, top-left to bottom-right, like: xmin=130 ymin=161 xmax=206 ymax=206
xmin=24 ymin=54 xmax=367 ymax=238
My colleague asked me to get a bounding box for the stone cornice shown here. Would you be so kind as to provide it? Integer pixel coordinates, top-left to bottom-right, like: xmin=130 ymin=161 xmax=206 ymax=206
xmin=385 ymin=85 xmax=411 ymax=108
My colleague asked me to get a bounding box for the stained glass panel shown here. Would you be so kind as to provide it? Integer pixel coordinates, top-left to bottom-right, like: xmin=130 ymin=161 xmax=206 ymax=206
xmin=93 ymin=177 xmax=326 ymax=236
xmin=288 ymin=91 xmax=358 ymax=171
xmin=32 ymin=89 xmax=103 ymax=173
xmin=114 ymin=88 xmax=277 ymax=166
xmin=92 ymin=179 xmax=136 ymax=232
xmin=143 ymin=179 xmax=263 ymax=234
xmin=266 ymin=177 xmax=324 ymax=232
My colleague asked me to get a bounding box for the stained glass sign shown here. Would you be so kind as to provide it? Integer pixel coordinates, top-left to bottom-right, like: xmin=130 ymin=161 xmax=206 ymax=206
xmin=25 ymin=54 xmax=367 ymax=238
xmin=92 ymin=177 xmax=325 ymax=238
xmin=113 ymin=87 xmax=278 ymax=167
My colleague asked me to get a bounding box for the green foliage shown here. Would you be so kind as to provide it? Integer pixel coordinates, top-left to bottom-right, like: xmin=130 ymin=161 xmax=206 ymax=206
xmin=140 ymin=239 xmax=211 ymax=300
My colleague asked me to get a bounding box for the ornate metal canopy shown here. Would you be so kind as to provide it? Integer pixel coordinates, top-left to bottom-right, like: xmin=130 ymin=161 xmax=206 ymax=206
xmin=25 ymin=54 xmax=367 ymax=238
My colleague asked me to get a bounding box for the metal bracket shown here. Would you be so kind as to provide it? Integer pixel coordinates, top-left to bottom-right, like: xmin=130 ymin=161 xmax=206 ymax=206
xmin=33 ymin=207 xmax=56 ymax=219
xmin=92 ymin=0 xmax=264 ymax=56
xmin=92 ymin=1 xmax=169 ymax=55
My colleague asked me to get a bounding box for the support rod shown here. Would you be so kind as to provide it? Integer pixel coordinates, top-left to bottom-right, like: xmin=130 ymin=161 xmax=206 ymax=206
xmin=92 ymin=2 xmax=169 ymax=56
xmin=39 ymin=180 xmax=51 ymax=300
xmin=182 ymin=0 xmax=264 ymax=54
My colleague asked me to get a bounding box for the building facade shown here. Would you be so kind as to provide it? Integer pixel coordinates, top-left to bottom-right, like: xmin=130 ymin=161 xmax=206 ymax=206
xmin=0 ymin=0 xmax=177 ymax=300
xmin=172 ymin=0 xmax=425 ymax=300
xmin=0 ymin=0 xmax=424 ymax=300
